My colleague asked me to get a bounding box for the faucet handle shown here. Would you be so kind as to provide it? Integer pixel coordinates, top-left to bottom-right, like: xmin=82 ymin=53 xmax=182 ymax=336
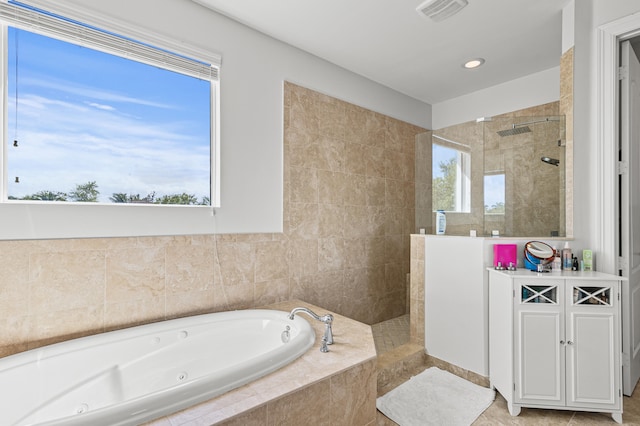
xmin=323 ymin=321 xmax=334 ymax=345
xmin=320 ymin=336 xmax=329 ymax=353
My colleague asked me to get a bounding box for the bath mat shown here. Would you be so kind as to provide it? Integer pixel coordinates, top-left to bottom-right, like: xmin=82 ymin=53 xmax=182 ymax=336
xmin=376 ymin=367 xmax=495 ymax=426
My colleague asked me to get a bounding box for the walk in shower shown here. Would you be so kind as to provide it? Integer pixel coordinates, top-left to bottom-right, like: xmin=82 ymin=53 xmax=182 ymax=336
xmin=416 ymin=114 xmax=567 ymax=238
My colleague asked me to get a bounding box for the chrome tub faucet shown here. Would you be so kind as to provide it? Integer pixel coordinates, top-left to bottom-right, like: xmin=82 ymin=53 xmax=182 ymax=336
xmin=288 ymin=307 xmax=334 ymax=352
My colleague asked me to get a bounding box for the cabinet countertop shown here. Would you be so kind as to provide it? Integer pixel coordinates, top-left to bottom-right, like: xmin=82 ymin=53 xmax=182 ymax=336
xmin=488 ymin=268 xmax=626 ymax=281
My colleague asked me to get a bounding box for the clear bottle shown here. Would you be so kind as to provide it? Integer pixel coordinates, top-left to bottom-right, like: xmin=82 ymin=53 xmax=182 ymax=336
xmin=436 ymin=210 xmax=446 ymax=235
xmin=562 ymin=242 xmax=572 ymax=270
xmin=553 ymin=247 xmax=562 ymax=271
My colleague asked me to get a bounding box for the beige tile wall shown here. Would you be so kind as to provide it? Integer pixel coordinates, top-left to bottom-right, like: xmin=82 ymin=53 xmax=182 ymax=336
xmin=285 ymin=82 xmax=424 ymax=324
xmin=0 ymin=82 xmax=426 ymax=357
xmin=409 ymin=234 xmax=425 ymax=346
xmin=560 ymin=46 xmax=574 ymax=238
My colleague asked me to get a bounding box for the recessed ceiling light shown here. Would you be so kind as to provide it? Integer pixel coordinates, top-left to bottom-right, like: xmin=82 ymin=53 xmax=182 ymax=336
xmin=463 ymin=58 xmax=485 ymax=69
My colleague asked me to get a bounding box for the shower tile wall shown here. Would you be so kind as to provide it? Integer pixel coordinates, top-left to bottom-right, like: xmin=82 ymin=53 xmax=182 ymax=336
xmin=484 ymin=102 xmax=564 ymax=237
xmin=0 ymin=82 xmax=426 ymax=358
xmin=560 ymin=46 xmax=574 ymax=237
xmin=417 ymin=101 xmax=564 ymax=238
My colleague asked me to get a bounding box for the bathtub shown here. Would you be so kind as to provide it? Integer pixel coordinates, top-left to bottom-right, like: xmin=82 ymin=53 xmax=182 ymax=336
xmin=0 ymin=309 xmax=315 ymax=426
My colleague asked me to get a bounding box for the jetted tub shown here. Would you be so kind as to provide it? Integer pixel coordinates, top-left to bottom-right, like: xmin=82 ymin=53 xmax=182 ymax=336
xmin=0 ymin=309 xmax=315 ymax=426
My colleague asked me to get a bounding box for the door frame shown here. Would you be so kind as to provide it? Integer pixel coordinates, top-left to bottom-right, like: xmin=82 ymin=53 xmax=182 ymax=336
xmin=597 ymin=15 xmax=640 ymax=275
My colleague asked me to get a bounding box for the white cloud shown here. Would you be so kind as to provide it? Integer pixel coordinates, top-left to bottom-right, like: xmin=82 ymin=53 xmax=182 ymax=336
xmin=86 ymin=102 xmax=115 ymax=111
xmin=20 ymin=76 xmax=175 ymax=110
xmin=8 ymin=92 xmax=210 ymax=202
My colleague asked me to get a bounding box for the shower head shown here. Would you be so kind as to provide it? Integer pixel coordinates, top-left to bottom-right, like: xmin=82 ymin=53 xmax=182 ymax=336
xmin=496 ymin=117 xmax=561 ymax=137
xmin=541 ymin=156 xmax=560 ymax=166
xmin=497 ymin=125 xmax=532 ymax=137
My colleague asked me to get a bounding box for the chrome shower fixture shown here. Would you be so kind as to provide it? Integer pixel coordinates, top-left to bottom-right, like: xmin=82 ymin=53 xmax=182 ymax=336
xmin=497 ymin=125 xmax=532 ymax=137
xmin=497 ymin=117 xmax=561 ymax=137
xmin=541 ymin=156 xmax=560 ymax=166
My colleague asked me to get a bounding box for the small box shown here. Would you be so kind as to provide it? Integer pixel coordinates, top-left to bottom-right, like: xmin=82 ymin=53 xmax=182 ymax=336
xmin=583 ymin=249 xmax=593 ymax=271
xmin=494 ymin=244 xmax=517 ymax=268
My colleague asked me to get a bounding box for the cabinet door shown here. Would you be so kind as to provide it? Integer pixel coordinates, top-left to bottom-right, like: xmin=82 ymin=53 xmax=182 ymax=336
xmin=514 ymin=280 xmax=565 ymax=405
xmin=565 ymin=281 xmax=620 ymax=409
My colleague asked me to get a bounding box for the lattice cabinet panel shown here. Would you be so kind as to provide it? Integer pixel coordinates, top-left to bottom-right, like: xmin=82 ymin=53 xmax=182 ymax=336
xmin=572 ymin=285 xmax=612 ymax=306
xmin=521 ymin=283 xmax=559 ymax=304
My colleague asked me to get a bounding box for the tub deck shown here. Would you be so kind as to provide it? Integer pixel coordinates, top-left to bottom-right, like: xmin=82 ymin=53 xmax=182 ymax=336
xmin=146 ymin=300 xmax=377 ymax=425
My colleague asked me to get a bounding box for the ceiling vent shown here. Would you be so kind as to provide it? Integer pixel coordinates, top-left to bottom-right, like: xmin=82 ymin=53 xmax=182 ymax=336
xmin=416 ymin=0 xmax=468 ymax=22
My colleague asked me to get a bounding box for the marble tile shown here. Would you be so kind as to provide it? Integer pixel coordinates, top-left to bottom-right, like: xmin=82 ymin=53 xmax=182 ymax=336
xmin=29 ymin=305 xmax=104 ymax=348
xmin=331 ymin=359 xmax=378 ymax=425
xmin=105 ymin=295 xmax=165 ymax=330
xmin=214 ymin=240 xmax=256 ymax=286
xmin=289 ymin=166 xmax=318 ymax=204
xmin=318 ymin=238 xmax=345 ymax=272
xmin=254 ymin=240 xmax=289 ymax=282
xmin=30 ymin=250 xmax=106 ymax=314
xmin=0 ymin=249 xmax=29 ymax=319
xmin=106 ymin=247 xmax=165 ymax=302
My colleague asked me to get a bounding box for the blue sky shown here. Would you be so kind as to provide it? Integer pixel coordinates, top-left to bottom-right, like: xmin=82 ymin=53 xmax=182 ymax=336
xmin=6 ymin=27 xmax=211 ymax=202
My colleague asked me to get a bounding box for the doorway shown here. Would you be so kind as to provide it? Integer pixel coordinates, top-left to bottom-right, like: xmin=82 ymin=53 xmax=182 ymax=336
xmin=599 ymin=15 xmax=640 ymax=396
xmin=620 ymin=37 xmax=640 ymax=396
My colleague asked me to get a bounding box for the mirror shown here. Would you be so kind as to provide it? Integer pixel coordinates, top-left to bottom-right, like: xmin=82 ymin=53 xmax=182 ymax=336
xmin=415 ymin=106 xmax=568 ymax=238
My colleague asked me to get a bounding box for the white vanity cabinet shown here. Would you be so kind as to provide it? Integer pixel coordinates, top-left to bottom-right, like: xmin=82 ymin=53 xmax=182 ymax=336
xmin=489 ymin=270 xmax=623 ymax=423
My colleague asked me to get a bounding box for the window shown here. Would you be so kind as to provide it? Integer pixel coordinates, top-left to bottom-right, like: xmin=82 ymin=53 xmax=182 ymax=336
xmin=0 ymin=0 xmax=223 ymax=239
xmin=432 ymin=137 xmax=470 ymax=213
xmin=484 ymin=174 xmax=505 ymax=214
xmin=3 ymin=2 xmax=219 ymax=206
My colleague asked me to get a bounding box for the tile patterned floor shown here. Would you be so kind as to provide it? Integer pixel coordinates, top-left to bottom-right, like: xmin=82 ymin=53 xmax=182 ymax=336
xmin=372 ymin=315 xmax=640 ymax=425
xmin=371 ymin=314 xmax=410 ymax=355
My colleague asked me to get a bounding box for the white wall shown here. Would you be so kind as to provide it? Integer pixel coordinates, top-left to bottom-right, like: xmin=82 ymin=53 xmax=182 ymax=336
xmin=562 ymin=1 xmax=575 ymax=54
xmin=572 ymin=0 xmax=640 ymax=261
xmin=431 ymin=67 xmax=560 ymax=130
xmin=21 ymin=0 xmax=431 ymax=237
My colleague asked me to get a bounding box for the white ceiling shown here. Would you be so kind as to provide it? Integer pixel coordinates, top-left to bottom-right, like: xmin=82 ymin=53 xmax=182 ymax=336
xmin=191 ymin=0 xmax=568 ymax=105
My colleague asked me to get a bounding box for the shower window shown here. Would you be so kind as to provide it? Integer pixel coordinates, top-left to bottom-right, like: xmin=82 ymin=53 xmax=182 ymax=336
xmin=432 ymin=141 xmax=470 ymax=213
xmin=484 ymin=174 xmax=505 ymax=214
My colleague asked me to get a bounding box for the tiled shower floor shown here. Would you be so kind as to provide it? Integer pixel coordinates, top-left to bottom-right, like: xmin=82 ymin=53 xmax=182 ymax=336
xmin=371 ymin=314 xmax=409 ymax=354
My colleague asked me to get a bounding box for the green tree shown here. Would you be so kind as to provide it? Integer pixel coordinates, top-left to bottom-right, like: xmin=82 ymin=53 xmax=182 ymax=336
xmin=69 ymin=181 xmax=99 ymax=202
xmin=109 ymin=192 xmax=156 ymax=203
xmin=485 ymin=201 xmax=505 ymax=214
xmin=109 ymin=193 xmax=129 ymax=203
xmin=432 ymin=157 xmax=456 ymax=211
xmin=155 ymin=193 xmax=198 ymax=205
xmin=22 ymin=190 xmax=68 ymax=201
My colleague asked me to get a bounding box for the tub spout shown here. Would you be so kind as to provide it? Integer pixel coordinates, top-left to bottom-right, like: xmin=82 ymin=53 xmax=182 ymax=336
xmin=288 ymin=307 xmax=334 ymax=348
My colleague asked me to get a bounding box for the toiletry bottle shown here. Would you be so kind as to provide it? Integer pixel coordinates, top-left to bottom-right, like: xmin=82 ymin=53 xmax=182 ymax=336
xmin=436 ymin=210 xmax=446 ymax=235
xmin=562 ymin=242 xmax=572 ymax=270
xmin=553 ymin=247 xmax=562 ymax=271
xmin=572 ymin=256 xmax=579 ymax=271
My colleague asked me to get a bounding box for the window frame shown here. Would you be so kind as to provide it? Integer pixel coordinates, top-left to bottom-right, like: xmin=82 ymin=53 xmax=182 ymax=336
xmin=454 ymin=149 xmax=471 ymax=212
xmin=0 ymin=0 xmax=222 ymax=239
xmin=432 ymin=135 xmax=471 ymax=214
